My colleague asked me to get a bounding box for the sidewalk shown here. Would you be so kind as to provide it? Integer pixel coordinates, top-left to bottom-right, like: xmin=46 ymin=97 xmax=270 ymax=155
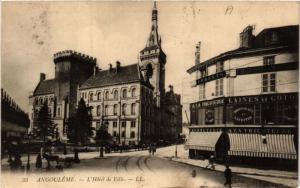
xmin=1 ymin=145 xmax=298 ymax=187
xmin=155 ymin=144 xmax=298 ymax=188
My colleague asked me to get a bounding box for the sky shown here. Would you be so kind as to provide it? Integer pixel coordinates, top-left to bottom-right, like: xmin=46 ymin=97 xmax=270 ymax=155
xmin=2 ymin=1 xmax=299 ymax=122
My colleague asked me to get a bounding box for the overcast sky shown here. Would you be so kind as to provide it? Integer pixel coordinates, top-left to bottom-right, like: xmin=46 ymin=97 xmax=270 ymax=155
xmin=2 ymin=1 xmax=299 ymax=122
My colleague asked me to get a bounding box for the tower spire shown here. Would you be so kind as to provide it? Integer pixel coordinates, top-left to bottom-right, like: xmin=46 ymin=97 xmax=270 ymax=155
xmin=152 ymin=1 xmax=158 ymax=21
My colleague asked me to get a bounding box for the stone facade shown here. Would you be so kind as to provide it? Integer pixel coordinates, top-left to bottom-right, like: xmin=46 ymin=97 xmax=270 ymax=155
xmin=29 ymin=2 xmax=182 ymax=145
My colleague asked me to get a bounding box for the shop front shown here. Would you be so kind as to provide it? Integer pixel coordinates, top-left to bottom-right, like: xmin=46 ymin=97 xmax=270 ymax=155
xmin=187 ymin=92 xmax=298 ymax=161
xmin=190 ymin=92 xmax=298 ymax=126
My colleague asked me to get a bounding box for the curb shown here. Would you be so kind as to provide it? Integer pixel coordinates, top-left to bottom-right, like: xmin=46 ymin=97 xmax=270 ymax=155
xmin=168 ymin=157 xmax=297 ymax=180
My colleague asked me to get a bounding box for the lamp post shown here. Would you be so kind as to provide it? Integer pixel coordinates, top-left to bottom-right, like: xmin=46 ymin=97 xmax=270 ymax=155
xmin=26 ymin=132 xmax=33 ymax=171
xmin=175 ymin=133 xmax=178 ymax=158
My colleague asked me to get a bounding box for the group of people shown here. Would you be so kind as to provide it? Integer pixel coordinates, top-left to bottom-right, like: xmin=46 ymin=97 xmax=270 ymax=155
xmin=148 ymin=144 xmax=157 ymax=156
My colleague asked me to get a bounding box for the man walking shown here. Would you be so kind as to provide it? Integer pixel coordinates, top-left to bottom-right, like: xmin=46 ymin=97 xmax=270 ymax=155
xmin=224 ymin=165 xmax=232 ymax=187
xmin=205 ymin=155 xmax=215 ymax=170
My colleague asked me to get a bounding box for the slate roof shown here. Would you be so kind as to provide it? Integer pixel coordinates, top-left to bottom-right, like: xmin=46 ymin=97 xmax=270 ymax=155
xmin=33 ymin=79 xmax=56 ymax=95
xmin=187 ymin=25 xmax=299 ymax=74
xmin=80 ymin=63 xmax=153 ymax=90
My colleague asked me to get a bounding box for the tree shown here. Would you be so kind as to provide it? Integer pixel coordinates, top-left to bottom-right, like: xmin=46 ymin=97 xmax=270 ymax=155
xmin=67 ymin=98 xmax=94 ymax=145
xmin=95 ymin=122 xmax=113 ymax=157
xmin=33 ymin=102 xmax=56 ymax=142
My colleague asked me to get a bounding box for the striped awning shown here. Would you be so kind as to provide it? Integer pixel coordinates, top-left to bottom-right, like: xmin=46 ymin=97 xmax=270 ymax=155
xmin=184 ymin=131 xmax=222 ymax=151
xmin=228 ymin=133 xmax=297 ymax=159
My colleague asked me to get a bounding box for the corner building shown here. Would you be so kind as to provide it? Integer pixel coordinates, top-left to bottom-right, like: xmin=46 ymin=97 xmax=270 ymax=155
xmin=186 ymin=25 xmax=298 ymax=163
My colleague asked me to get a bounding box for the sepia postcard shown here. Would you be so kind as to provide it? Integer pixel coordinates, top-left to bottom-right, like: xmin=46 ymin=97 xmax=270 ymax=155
xmin=1 ymin=1 xmax=299 ymax=188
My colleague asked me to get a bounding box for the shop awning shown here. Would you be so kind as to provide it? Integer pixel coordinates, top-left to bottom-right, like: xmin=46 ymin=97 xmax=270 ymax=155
xmin=184 ymin=131 xmax=222 ymax=151
xmin=228 ymin=133 xmax=297 ymax=159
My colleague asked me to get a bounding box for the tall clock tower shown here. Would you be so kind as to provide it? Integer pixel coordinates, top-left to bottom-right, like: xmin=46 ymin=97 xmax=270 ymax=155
xmin=139 ymin=2 xmax=166 ymax=107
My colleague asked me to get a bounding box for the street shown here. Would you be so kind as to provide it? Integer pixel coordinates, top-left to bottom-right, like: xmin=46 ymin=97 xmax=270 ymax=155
xmin=2 ymin=146 xmax=290 ymax=188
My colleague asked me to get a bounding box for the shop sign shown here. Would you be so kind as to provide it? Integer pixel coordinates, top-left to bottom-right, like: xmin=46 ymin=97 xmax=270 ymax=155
xmin=227 ymin=93 xmax=297 ymax=105
xmin=196 ymin=71 xmax=226 ymax=85
xmin=233 ymin=107 xmax=254 ymax=124
xmin=205 ymin=109 xmax=214 ymax=124
xmin=236 ymin=62 xmax=298 ymax=75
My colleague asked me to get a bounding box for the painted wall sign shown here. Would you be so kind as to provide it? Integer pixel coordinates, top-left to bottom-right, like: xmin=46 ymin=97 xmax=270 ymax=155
xmin=236 ymin=62 xmax=298 ymax=75
xmin=227 ymin=93 xmax=297 ymax=105
xmin=205 ymin=109 xmax=215 ymax=124
xmin=233 ymin=106 xmax=254 ymax=124
xmin=196 ymin=71 xmax=226 ymax=85
xmin=190 ymin=93 xmax=297 ymax=109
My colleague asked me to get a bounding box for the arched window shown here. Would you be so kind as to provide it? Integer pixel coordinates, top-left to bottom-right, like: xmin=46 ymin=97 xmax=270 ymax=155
xmin=114 ymin=90 xmax=118 ymax=99
xmin=130 ymin=131 xmax=135 ymax=138
xmin=131 ymin=103 xmax=136 ymax=115
xmin=89 ymin=93 xmax=93 ymax=101
xmin=113 ymin=104 xmax=118 ymax=115
xmin=121 ymin=131 xmax=126 ymax=138
xmin=131 ymin=88 xmax=136 ymax=97
xmin=104 ymin=105 xmax=108 ymax=115
xmin=44 ymin=97 xmax=48 ymax=104
xmin=122 ymin=104 xmax=127 ymax=115
xmin=105 ymin=91 xmax=109 ymax=100
xmin=97 ymin=92 xmax=101 ymax=100
xmin=35 ymin=98 xmax=38 ymax=105
xmin=97 ymin=105 xmax=101 ymax=116
xmin=122 ymin=89 xmax=127 ymax=98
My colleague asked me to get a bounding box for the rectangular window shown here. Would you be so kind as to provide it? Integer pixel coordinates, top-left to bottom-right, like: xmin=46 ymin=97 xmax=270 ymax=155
xmin=113 ymin=121 xmax=117 ymax=128
xmin=263 ymin=56 xmax=275 ymax=65
xmin=215 ymin=80 xmax=219 ymax=96
xmin=262 ymin=73 xmax=276 ymax=93
xmin=113 ymin=131 xmax=117 ymax=137
xmin=57 ymin=107 xmax=61 ymax=117
xmin=216 ymin=62 xmax=224 ymax=72
xmin=131 ymin=121 xmax=136 ymax=128
xmin=215 ymin=79 xmax=223 ymax=96
xmin=96 ymin=122 xmax=101 ymax=130
xmin=122 ymin=121 xmax=126 ymax=128
xmin=219 ymin=79 xmax=223 ymax=96
xmin=199 ymin=84 xmax=205 ymax=100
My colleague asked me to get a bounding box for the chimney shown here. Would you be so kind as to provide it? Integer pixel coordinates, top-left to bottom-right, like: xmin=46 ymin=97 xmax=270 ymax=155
xmin=195 ymin=41 xmax=201 ymax=64
xmin=169 ymin=85 xmax=174 ymax=92
xmin=116 ymin=61 xmax=121 ymax=72
xmin=240 ymin=25 xmax=254 ymax=48
xmin=93 ymin=65 xmax=99 ymax=77
xmin=40 ymin=73 xmax=46 ymax=82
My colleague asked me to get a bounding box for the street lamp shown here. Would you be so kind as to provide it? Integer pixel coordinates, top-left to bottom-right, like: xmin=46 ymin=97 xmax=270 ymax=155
xmin=175 ymin=133 xmax=179 ymax=158
xmin=26 ymin=132 xmax=33 ymax=171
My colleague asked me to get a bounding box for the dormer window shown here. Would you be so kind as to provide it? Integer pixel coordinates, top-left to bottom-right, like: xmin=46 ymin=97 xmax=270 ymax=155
xmin=271 ymin=32 xmax=278 ymax=43
xmin=263 ymin=56 xmax=275 ymax=65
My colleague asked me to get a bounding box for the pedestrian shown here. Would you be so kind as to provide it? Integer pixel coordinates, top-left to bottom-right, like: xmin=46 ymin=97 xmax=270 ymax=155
xmin=63 ymin=144 xmax=67 ymax=155
xmin=149 ymin=145 xmax=152 ymax=155
xmin=205 ymin=155 xmax=215 ymax=170
xmin=40 ymin=146 xmax=44 ymax=158
xmin=224 ymin=165 xmax=232 ymax=187
xmin=36 ymin=153 xmax=42 ymax=169
xmin=152 ymin=146 xmax=156 ymax=156
xmin=50 ymin=145 xmax=55 ymax=156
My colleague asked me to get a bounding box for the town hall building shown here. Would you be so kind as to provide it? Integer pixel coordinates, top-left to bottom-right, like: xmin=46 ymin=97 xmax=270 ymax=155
xmin=29 ymin=2 xmax=182 ymax=146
